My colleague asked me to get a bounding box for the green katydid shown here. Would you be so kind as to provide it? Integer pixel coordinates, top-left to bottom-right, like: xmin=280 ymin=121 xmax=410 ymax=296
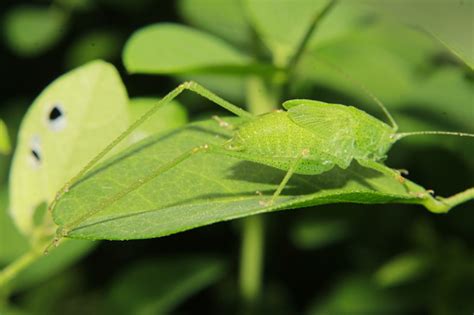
xmin=48 ymin=80 xmax=474 ymax=246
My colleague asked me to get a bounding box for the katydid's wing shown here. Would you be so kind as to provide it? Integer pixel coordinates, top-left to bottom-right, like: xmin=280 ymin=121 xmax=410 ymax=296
xmin=287 ymin=102 xmax=355 ymax=168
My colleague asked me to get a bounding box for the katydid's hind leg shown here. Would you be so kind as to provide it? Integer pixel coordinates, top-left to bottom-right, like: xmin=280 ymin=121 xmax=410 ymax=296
xmin=49 ymin=143 xmax=216 ymax=250
xmin=260 ymin=149 xmax=309 ymax=207
xmin=184 ymin=81 xmax=254 ymax=120
xmin=50 ymin=81 xmax=253 ymax=213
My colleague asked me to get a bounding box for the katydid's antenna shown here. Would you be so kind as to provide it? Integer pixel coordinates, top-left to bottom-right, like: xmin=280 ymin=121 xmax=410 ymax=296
xmin=320 ymin=58 xmax=399 ymax=131
xmin=394 ymin=131 xmax=474 ymax=141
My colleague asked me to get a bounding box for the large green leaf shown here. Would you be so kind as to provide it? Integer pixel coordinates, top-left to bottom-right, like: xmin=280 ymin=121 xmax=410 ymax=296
xmin=51 ymin=118 xmax=463 ymax=241
xmin=128 ymin=97 xmax=188 ymax=143
xmin=106 ymin=257 xmax=224 ymax=315
xmin=123 ymin=23 xmax=270 ymax=75
xmin=2 ymin=5 xmax=68 ymax=57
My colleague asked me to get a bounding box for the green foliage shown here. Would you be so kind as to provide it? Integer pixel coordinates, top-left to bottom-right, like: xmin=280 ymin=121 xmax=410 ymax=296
xmin=1 ymin=1 xmax=473 ymax=314
xmin=64 ymin=30 xmax=122 ymax=69
xmin=106 ymin=257 xmax=224 ymax=315
xmin=3 ymin=5 xmax=68 ymax=57
xmin=366 ymin=0 xmax=474 ymax=69
xmin=0 ymin=120 xmax=10 ymax=155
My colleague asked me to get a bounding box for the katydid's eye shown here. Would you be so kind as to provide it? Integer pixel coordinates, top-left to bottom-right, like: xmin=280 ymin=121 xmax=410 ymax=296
xmin=29 ymin=135 xmax=41 ymax=168
xmin=47 ymin=104 xmax=66 ymax=131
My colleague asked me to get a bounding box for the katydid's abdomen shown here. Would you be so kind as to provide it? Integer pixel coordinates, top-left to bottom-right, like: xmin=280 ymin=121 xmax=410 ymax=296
xmin=222 ymin=111 xmax=336 ymax=175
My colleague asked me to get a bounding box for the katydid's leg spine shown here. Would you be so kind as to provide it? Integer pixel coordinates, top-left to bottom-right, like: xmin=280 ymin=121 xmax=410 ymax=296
xmin=50 ymin=144 xmax=214 ymax=247
xmin=260 ymin=149 xmax=309 ymax=206
xmin=212 ymin=115 xmax=236 ymax=130
xmin=48 ymin=81 xmax=254 ymax=214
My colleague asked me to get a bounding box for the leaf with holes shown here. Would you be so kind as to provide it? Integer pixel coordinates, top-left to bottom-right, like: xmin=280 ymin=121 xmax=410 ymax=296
xmin=51 ymin=118 xmax=460 ymax=241
xmin=9 ymin=60 xmax=129 ymax=235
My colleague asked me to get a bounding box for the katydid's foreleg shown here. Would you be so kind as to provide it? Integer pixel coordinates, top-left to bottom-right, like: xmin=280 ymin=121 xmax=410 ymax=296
xmin=260 ymin=149 xmax=309 ymax=207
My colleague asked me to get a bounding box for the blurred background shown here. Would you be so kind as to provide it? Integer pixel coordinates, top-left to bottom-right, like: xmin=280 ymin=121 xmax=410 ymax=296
xmin=0 ymin=0 xmax=473 ymax=314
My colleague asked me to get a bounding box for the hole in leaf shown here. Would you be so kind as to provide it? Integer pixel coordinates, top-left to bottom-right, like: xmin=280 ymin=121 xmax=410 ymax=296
xmin=47 ymin=104 xmax=66 ymax=131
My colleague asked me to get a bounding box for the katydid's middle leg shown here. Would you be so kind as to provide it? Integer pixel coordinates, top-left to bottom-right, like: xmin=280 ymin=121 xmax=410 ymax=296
xmin=260 ymin=149 xmax=309 ymax=207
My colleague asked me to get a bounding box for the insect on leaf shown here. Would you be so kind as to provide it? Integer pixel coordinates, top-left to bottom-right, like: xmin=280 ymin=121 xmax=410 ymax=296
xmin=51 ymin=118 xmax=455 ymax=241
xmin=9 ymin=60 xmax=129 ymax=235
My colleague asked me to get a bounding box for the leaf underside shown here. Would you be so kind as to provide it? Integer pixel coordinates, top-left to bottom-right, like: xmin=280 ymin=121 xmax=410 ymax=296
xmin=53 ymin=118 xmax=444 ymax=241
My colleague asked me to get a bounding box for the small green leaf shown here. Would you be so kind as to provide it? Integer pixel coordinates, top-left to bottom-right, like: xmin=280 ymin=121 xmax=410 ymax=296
xmin=128 ymin=97 xmax=188 ymax=143
xmin=291 ymin=219 xmax=348 ymax=250
xmin=52 ymin=118 xmax=458 ymax=241
xmin=3 ymin=5 xmax=68 ymax=57
xmin=307 ymin=275 xmax=405 ymax=315
xmin=0 ymin=119 xmax=10 ymax=155
xmin=375 ymin=252 xmax=430 ymax=288
xmin=178 ymin=0 xmax=251 ymax=48
xmin=64 ymin=30 xmax=122 ymax=68
xmin=123 ymin=23 xmax=270 ymax=75
xmin=106 ymin=257 xmax=225 ymax=315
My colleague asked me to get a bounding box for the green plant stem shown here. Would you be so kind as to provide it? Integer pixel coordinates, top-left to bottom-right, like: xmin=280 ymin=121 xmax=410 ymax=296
xmin=0 ymin=244 xmax=44 ymax=291
xmin=422 ymin=187 xmax=474 ymax=213
xmin=239 ymin=215 xmax=265 ymax=306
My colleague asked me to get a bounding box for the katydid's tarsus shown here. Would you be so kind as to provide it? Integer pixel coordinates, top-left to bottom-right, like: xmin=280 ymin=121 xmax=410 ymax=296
xmin=50 ymin=81 xmax=474 ymax=245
